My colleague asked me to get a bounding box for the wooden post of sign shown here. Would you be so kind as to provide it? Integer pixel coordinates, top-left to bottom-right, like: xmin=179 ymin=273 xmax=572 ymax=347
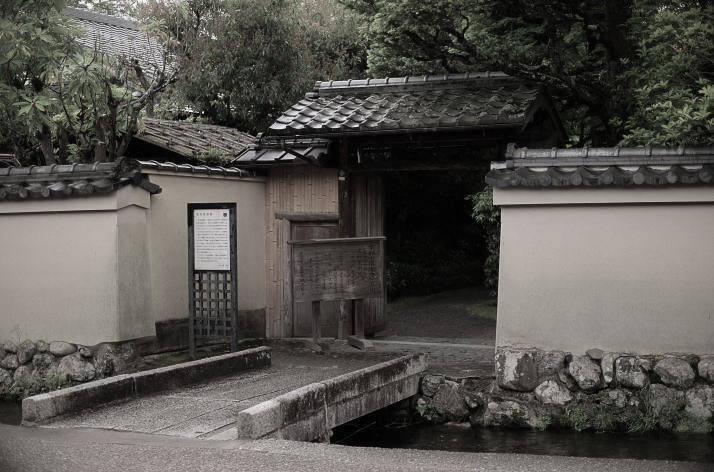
xmin=290 ymin=237 xmax=384 ymax=351
xmin=347 ymin=298 xmax=373 ymax=350
xmin=337 ymin=300 xmax=347 ymax=340
xmin=311 ymin=300 xmax=321 ymax=344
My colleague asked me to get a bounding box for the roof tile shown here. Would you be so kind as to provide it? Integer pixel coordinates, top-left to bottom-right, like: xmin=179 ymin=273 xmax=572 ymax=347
xmin=136 ymin=118 xmax=255 ymax=160
xmin=487 ymin=147 xmax=714 ymax=188
xmin=267 ymin=73 xmax=540 ymax=137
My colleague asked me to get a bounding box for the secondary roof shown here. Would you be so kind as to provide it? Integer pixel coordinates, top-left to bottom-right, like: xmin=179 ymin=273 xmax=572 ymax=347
xmin=64 ymin=7 xmax=166 ymax=80
xmin=0 ymin=159 xmax=251 ymax=201
xmin=486 ymin=146 xmax=714 ymax=188
xmin=137 ymin=118 xmax=255 ymax=161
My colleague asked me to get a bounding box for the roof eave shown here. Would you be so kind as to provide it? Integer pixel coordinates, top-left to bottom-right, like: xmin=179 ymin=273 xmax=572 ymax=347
xmin=265 ymin=122 xmax=525 ymax=141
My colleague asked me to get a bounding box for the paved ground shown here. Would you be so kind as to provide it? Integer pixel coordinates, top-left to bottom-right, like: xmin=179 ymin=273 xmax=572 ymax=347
xmin=1 ymin=423 xmax=709 ymax=472
xmin=45 ymin=345 xmax=389 ymax=439
xmin=372 ymin=286 xmax=497 ymax=378
xmin=378 ymin=287 xmax=496 ymax=344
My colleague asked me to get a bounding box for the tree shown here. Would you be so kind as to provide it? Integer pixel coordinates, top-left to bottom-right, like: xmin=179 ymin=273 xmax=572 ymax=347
xmin=140 ymin=0 xmax=367 ymax=134
xmin=1 ymin=0 xmax=176 ymax=164
xmin=620 ymin=2 xmax=714 ymax=146
xmin=342 ymin=0 xmax=713 ymax=147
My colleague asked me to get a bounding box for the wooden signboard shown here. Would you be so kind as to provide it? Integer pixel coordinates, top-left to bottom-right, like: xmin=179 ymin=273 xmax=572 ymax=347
xmin=289 ymin=237 xmax=385 ymax=349
xmin=291 ymin=237 xmax=384 ymax=303
xmin=187 ymin=203 xmax=238 ymax=358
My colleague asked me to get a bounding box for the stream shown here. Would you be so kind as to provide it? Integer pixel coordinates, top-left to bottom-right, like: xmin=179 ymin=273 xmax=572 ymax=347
xmin=4 ymin=399 xmax=712 ymax=463
xmin=333 ymin=420 xmax=714 ymax=463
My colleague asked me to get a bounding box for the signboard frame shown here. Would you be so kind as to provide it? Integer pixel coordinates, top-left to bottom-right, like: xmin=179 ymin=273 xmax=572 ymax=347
xmin=187 ymin=203 xmax=238 ymax=357
xmin=289 ymin=237 xmax=385 ymax=303
xmin=288 ymin=236 xmax=384 ymax=348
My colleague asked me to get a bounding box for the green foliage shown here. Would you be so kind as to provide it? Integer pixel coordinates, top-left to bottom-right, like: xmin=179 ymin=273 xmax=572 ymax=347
xmin=142 ymin=0 xmax=367 ymax=134
xmin=565 ymin=402 xmax=619 ymax=432
xmin=416 ymin=401 xmax=439 ymax=422
xmin=621 ymin=4 xmax=714 ymax=146
xmin=1 ymin=0 xmax=176 ymax=164
xmin=343 ymin=0 xmax=714 ymax=147
xmin=468 ymin=187 xmax=499 ymax=297
xmin=563 ymin=388 xmax=712 ymax=434
xmin=197 ymin=146 xmax=234 ymax=167
xmin=3 ymin=370 xmax=70 ymax=400
xmin=71 ymin=0 xmax=140 ymax=18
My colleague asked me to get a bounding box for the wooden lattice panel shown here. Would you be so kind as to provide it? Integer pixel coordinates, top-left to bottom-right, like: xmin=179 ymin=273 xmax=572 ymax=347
xmin=191 ymin=271 xmax=235 ymax=340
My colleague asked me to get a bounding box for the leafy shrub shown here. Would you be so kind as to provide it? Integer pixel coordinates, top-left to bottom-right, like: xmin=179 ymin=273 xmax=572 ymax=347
xmin=467 ymin=187 xmax=500 ymax=297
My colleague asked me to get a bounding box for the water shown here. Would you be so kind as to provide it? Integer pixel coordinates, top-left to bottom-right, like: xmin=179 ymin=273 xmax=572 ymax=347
xmin=334 ymin=421 xmax=714 ymax=463
xmin=0 ymin=400 xmax=21 ymax=425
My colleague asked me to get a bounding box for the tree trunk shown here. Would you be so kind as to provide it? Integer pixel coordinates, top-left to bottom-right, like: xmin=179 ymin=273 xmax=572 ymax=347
xmin=38 ymin=125 xmax=57 ymax=165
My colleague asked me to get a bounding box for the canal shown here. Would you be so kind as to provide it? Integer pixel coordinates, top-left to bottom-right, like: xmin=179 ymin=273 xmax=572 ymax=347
xmin=332 ymin=414 xmax=714 ymax=463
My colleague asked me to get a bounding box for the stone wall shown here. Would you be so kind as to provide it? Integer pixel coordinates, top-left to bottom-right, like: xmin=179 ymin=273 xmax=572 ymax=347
xmin=417 ymin=348 xmax=714 ymax=434
xmin=0 ymin=339 xmax=137 ymax=399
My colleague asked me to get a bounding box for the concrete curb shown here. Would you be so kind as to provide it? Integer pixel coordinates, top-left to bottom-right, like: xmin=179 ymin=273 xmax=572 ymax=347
xmin=236 ymin=353 xmax=427 ymax=441
xmin=22 ymin=346 xmax=271 ymax=425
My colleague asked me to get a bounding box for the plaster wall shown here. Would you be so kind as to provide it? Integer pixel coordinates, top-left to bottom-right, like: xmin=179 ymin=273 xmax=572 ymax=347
xmin=144 ymin=172 xmax=267 ymax=329
xmin=116 ymin=204 xmax=152 ymax=340
xmin=0 ymin=189 xmax=145 ymax=345
xmin=494 ymin=186 xmax=714 ymax=355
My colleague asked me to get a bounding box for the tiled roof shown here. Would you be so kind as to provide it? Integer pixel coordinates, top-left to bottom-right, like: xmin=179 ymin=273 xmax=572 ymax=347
xmin=0 ymin=159 xmax=160 ymax=201
xmin=138 ymin=160 xmax=251 ymax=177
xmin=266 ymin=72 xmax=545 ymax=138
xmin=63 ymin=7 xmax=165 ymax=80
xmin=137 ymin=119 xmax=256 ymax=161
xmin=0 ymin=158 xmax=256 ymax=201
xmin=486 ymin=146 xmax=714 ymax=188
xmin=233 ymin=139 xmax=329 ymax=166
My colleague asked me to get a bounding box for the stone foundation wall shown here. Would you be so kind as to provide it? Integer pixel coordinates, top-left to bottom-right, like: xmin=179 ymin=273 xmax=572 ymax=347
xmin=417 ymin=348 xmax=714 ymax=434
xmin=0 ymin=338 xmax=141 ymax=399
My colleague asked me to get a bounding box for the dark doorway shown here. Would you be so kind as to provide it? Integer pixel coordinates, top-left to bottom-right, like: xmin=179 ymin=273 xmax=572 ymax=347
xmin=384 ymin=170 xmax=488 ymax=300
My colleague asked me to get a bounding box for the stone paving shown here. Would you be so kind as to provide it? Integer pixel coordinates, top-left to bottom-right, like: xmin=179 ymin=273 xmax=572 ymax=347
xmin=45 ymin=345 xmax=382 ymax=439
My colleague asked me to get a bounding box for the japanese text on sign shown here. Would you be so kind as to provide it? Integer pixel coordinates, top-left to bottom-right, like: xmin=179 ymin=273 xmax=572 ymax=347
xmin=291 ymin=239 xmax=383 ymax=302
xmin=193 ymin=209 xmax=230 ymax=270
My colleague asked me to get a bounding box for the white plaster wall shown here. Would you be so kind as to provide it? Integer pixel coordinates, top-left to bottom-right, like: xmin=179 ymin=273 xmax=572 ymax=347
xmin=116 ymin=205 xmax=153 ymax=340
xmin=144 ymin=172 xmax=266 ymax=328
xmin=0 ymin=204 xmax=119 ymax=345
xmin=494 ymin=187 xmax=714 ymax=355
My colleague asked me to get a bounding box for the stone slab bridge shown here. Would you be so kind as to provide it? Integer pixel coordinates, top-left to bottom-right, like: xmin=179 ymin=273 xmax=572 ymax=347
xmin=22 ymin=347 xmax=426 ymax=442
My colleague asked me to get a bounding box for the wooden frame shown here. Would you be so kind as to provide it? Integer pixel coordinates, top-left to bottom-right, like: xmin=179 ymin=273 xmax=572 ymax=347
xmin=288 ymin=236 xmax=385 ymax=349
xmin=187 ymin=203 xmax=238 ymax=358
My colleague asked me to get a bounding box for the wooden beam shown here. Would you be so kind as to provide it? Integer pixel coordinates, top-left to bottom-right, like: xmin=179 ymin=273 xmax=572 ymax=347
xmin=338 ymin=141 xmax=354 ymax=237
xmin=275 ymin=212 xmax=339 ymax=221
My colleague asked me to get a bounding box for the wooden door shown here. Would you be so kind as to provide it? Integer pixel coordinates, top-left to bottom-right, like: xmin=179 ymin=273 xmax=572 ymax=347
xmin=290 ymin=221 xmax=342 ymax=337
xmin=352 ymin=174 xmax=386 ymax=334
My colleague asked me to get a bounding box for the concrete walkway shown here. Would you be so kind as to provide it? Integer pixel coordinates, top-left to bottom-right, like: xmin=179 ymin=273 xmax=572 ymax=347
xmin=43 ymin=345 xmax=386 ymax=439
xmin=1 ymin=423 xmax=708 ymax=472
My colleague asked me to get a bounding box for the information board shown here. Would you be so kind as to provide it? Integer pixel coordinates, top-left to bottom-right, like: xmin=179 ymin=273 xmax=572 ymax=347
xmin=193 ymin=209 xmax=231 ymax=271
xmin=290 ymin=237 xmax=384 ymax=303
xmin=187 ymin=203 xmax=238 ymax=358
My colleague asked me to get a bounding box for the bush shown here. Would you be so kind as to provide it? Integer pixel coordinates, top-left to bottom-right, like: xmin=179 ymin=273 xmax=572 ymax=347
xmin=468 ymin=187 xmax=500 ymax=297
